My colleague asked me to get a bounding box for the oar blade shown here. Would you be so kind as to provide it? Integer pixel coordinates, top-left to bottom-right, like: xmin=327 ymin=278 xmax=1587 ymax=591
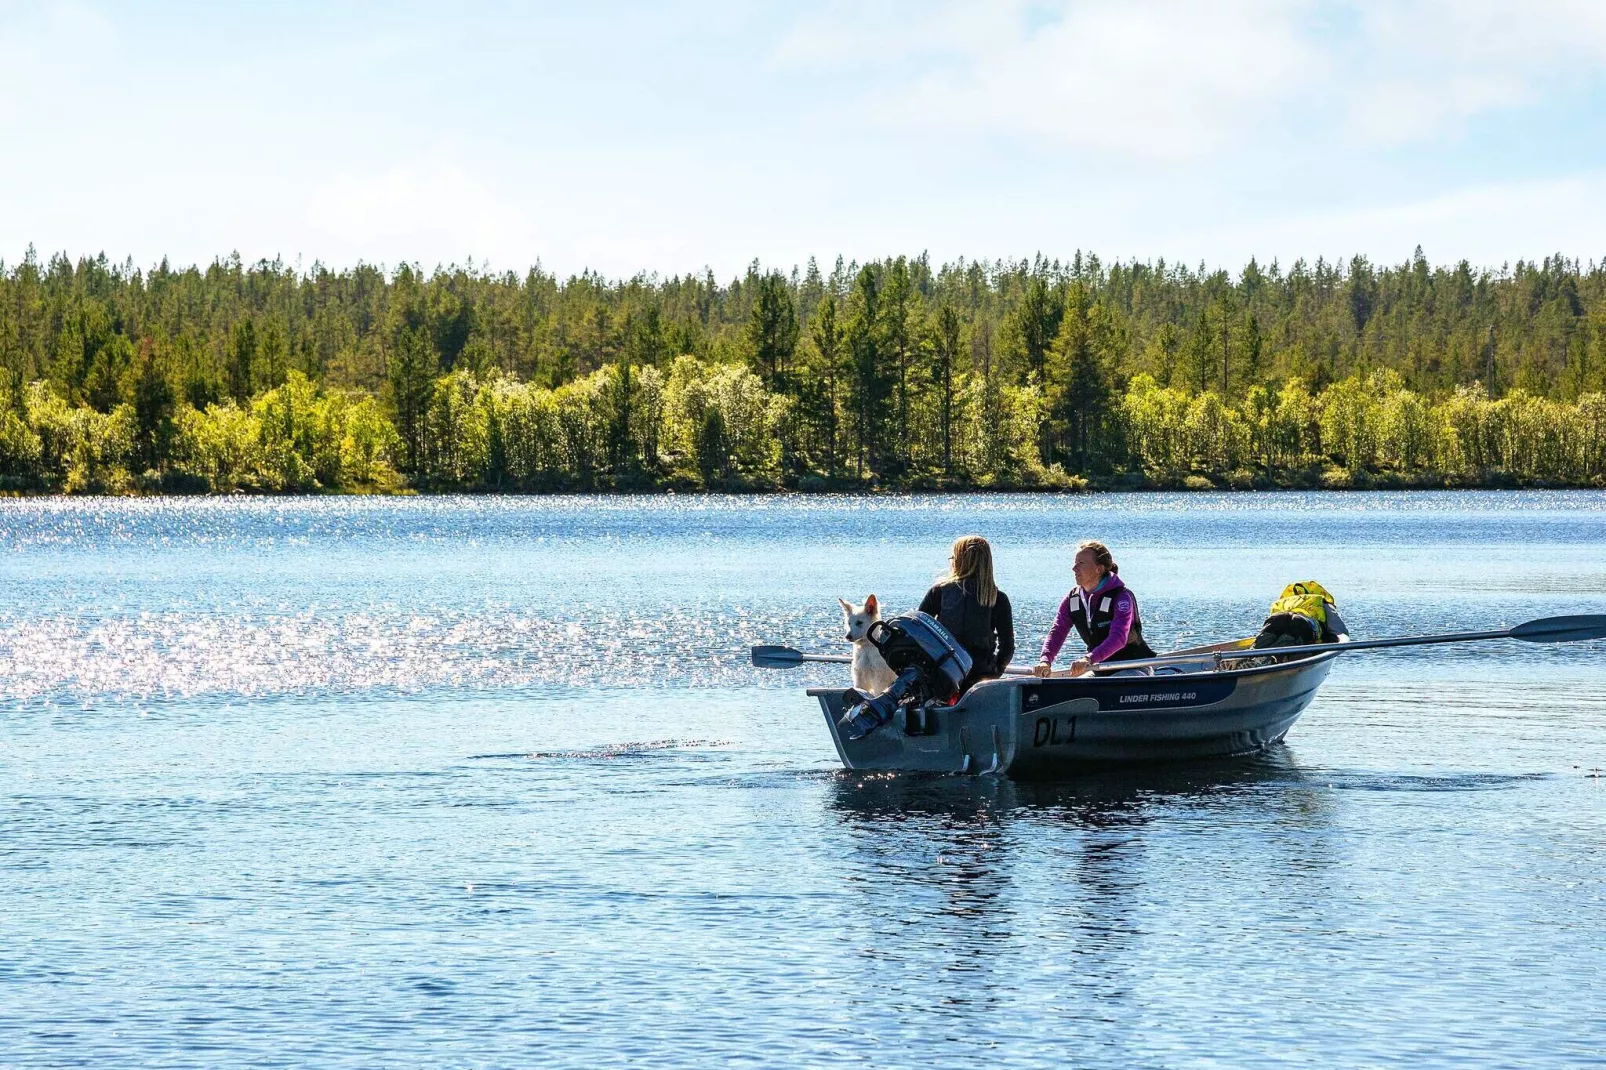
xmin=1510 ymin=614 xmax=1606 ymax=644
xmin=751 ymin=644 xmax=807 ymax=668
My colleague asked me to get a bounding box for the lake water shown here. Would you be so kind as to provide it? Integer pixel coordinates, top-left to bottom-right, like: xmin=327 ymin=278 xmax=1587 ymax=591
xmin=2 ymin=492 xmax=1603 ymax=1068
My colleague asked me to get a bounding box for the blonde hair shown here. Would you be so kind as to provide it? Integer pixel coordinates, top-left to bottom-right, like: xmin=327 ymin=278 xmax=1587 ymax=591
xmin=943 ymin=535 xmax=998 ymax=607
xmin=1077 ymin=540 xmax=1117 ymax=575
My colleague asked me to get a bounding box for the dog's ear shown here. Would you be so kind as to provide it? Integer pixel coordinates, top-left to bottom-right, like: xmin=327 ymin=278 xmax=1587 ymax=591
xmin=838 ymin=597 xmax=851 ymax=612
xmin=864 ymin=593 xmax=878 ymax=615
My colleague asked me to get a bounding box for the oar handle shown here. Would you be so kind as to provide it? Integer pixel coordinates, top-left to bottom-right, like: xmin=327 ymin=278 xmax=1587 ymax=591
xmin=791 ymin=652 xmax=853 ymax=666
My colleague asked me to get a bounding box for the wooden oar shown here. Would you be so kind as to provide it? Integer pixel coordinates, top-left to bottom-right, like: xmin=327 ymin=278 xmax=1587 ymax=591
xmin=750 ymin=644 xmax=1035 ymax=676
xmin=1090 ymin=613 xmax=1606 ymax=674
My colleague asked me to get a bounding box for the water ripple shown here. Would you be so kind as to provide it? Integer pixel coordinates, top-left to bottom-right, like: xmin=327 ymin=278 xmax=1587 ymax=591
xmin=3 ymin=495 xmax=1605 ymax=1070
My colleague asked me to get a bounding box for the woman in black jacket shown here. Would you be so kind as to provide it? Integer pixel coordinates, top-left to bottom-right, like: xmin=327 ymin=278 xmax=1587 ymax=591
xmin=918 ymin=535 xmax=1015 ymax=693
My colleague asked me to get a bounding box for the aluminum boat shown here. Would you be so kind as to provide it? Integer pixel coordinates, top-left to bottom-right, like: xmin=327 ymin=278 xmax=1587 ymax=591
xmin=807 ymin=640 xmax=1340 ymax=776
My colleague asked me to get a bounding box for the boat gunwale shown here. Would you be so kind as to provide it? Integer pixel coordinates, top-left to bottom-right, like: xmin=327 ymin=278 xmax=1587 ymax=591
xmin=804 ymin=646 xmax=1341 ymax=698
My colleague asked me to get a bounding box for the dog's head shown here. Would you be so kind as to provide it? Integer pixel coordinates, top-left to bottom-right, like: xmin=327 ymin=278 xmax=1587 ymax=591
xmin=838 ymin=594 xmax=879 ymax=642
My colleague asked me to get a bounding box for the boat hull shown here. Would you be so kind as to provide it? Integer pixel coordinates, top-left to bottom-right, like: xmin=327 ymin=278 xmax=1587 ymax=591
xmin=808 ymin=651 xmax=1337 ymax=776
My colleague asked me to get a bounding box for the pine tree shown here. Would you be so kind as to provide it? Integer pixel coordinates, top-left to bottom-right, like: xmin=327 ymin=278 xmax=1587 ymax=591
xmin=845 ymin=266 xmax=889 ymax=478
xmin=1011 ymin=273 xmax=1062 ymax=383
xmin=745 ymin=272 xmax=798 ymax=393
xmin=881 ymin=258 xmax=914 ymax=474
xmin=129 ymin=339 xmax=175 ymax=473
xmin=1045 ymin=285 xmax=1113 ymax=472
xmin=228 ymin=317 xmax=257 ymax=403
xmin=387 ymin=326 xmax=434 ymax=474
xmin=385 ymin=272 xmax=436 ymax=474
xmin=258 ymin=318 xmax=288 ymax=394
xmin=932 ymin=305 xmax=962 ymax=478
xmin=1243 ymin=312 xmax=1262 ymax=388
xmin=1349 ymin=255 xmax=1378 ymax=335
xmin=807 ymin=294 xmax=846 ymax=478
xmin=1185 ymin=308 xmax=1213 ymax=394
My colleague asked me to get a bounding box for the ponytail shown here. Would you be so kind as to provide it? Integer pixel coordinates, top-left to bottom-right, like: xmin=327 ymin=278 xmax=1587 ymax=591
xmin=1078 ymin=540 xmax=1117 ymax=575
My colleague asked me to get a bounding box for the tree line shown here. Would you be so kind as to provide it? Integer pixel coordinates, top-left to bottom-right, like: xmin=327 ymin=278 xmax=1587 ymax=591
xmin=2 ymin=245 xmax=1605 ymax=493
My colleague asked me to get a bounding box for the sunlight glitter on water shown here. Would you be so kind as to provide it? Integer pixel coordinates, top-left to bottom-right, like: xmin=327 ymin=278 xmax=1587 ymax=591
xmin=3 ymin=491 xmax=1604 ymax=704
xmin=4 ymin=490 xmax=1606 ymax=553
xmin=0 ymin=608 xmax=843 ymax=701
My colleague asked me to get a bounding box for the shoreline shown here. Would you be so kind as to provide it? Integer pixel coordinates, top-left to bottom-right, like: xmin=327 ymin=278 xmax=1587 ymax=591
xmin=3 ymin=474 xmax=1602 ymax=499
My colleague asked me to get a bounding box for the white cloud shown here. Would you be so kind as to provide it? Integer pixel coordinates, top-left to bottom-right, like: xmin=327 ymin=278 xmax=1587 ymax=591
xmin=773 ymin=0 xmax=1606 ymax=157
xmin=909 ymin=0 xmax=1319 ymax=157
xmin=774 ymin=0 xmax=1320 ymax=157
xmin=1340 ymin=0 xmax=1606 ymax=143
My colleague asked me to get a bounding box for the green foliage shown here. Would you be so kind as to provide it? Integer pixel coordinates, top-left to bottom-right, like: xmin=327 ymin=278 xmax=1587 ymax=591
xmin=1007 ymin=272 xmax=1063 ymax=383
xmin=3 ymin=248 xmax=1606 ymax=492
xmin=176 ymin=401 xmax=258 ymax=491
xmin=229 ymin=317 xmax=258 ymax=404
xmin=663 ymin=356 xmax=784 ymax=485
xmin=1122 ymin=374 xmax=1193 ymax=476
xmin=1320 ymin=374 xmax=1384 ymax=472
xmin=164 ymin=374 xmax=401 ymax=493
xmin=0 ymin=378 xmax=42 ymax=480
xmin=254 ymin=371 xmax=341 ymax=490
xmin=1045 ymin=285 xmax=1120 ymax=472
xmin=38 ymin=396 xmax=136 ymax=493
xmin=1379 ymin=387 xmax=1434 ymax=472
xmin=1184 ymin=392 xmax=1247 ymax=472
xmin=387 ymin=323 xmax=436 ymax=474
xmin=341 ymin=395 xmax=402 ymax=487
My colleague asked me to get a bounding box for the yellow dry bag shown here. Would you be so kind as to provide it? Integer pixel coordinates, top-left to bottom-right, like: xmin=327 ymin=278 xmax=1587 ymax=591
xmin=1268 ymin=580 xmax=1336 ymax=629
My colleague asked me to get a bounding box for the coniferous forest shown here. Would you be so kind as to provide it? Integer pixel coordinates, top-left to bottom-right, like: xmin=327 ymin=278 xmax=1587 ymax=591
xmin=3 ymin=246 xmax=1605 ymax=494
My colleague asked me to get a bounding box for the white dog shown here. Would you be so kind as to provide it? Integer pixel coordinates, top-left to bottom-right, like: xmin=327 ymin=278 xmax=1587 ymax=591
xmin=839 ymin=594 xmax=896 ymax=695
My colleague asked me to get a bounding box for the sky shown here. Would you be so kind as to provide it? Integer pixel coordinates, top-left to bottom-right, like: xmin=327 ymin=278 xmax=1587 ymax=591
xmin=4 ymin=0 xmax=1606 ymax=280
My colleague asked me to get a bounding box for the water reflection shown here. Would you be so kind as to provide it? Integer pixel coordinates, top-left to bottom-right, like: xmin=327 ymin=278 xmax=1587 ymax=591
xmin=827 ymin=747 xmax=1319 ymax=819
xmin=823 ymin=749 xmax=1342 ymax=1034
xmin=824 ymin=771 xmax=1018 ymax=1017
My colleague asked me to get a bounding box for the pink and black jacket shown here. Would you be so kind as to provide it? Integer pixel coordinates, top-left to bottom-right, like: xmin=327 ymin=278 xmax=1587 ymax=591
xmin=1039 ymin=574 xmax=1157 ymax=667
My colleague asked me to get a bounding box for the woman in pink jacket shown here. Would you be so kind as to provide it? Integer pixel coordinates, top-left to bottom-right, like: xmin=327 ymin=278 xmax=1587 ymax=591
xmin=1032 ymin=541 xmax=1157 ymax=678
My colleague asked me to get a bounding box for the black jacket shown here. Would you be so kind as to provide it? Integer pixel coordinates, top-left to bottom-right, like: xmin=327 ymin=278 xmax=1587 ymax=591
xmin=918 ymin=580 xmax=1015 ymax=682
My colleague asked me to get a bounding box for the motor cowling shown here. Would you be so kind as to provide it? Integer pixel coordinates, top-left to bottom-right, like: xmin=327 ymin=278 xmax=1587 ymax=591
xmin=838 ymin=612 xmax=974 ymax=740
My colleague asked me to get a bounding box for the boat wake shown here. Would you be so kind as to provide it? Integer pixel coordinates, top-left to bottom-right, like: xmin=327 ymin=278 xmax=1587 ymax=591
xmin=467 ymin=739 xmax=732 ymax=761
xmin=1316 ymin=770 xmax=1550 ymax=792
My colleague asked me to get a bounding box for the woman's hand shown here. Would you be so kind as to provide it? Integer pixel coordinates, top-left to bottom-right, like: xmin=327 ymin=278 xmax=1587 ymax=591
xmin=1031 ymin=661 xmax=1053 ymax=678
xmin=1068 ymin=658 xmax=1092 ymax=678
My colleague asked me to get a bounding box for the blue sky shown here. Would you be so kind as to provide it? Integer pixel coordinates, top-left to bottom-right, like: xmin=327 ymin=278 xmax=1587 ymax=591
xmin=4 ymin=0 xmax=1606 ymax=278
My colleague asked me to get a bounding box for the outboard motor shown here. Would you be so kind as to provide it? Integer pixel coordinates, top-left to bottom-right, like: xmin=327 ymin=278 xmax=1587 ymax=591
xmin=838 ymin=612 xmax=973 ymax=740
